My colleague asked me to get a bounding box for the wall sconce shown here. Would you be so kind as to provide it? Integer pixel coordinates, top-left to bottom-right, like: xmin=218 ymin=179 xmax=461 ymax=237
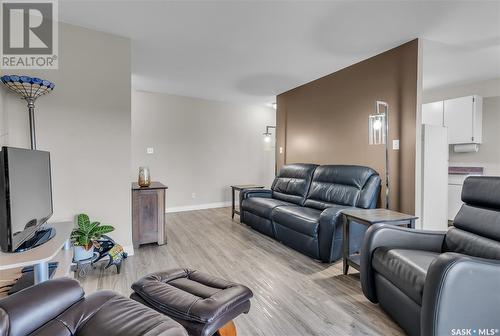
xmin=263 ymin=125 xmax=276 ymax=143
xmin=369 ymin=101 xmax=390 ymax=209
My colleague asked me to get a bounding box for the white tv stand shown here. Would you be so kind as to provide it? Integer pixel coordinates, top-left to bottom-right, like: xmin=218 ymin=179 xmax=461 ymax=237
xmin=0 ymin=221 xmax=73 ymax=285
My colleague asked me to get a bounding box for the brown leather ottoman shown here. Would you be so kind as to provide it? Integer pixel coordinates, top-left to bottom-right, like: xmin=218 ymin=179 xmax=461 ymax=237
xmin=130 ymin=269 xmax=253 ymax=336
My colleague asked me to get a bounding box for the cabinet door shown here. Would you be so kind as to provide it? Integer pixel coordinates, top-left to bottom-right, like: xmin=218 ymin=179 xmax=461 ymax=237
xmin=137 ymin=190 xmax=159 ymax=244
xmin=444 ymin=96 xmax=474 ymax=144
xmin=422 ymin=101 xmax=444 ymax=126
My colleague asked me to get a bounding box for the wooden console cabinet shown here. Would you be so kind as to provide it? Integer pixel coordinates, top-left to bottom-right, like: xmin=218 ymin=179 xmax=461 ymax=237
xmin=132 ymin=182 xmax=168 ymax=249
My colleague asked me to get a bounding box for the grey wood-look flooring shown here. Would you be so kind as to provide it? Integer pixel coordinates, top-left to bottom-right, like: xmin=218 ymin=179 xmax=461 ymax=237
xmin=79 ymin=207 xmax=404 ymax=336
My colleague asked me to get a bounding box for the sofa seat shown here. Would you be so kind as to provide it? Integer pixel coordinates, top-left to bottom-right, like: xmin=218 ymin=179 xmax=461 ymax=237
xmin=271 ymin=206 xmax=322 ymax=237
xmin=241 ymin=197 xmax=293 ymax=219
xmin=372 ymin=247 xmax=440 ymax=305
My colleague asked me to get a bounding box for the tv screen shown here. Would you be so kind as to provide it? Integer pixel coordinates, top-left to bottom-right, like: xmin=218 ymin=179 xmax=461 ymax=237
xmin=0 ymin=147 xmax=53 ymax=252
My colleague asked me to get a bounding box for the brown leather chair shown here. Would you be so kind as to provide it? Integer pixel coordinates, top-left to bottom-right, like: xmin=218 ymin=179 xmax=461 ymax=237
xmin=0 ymin=277 xmax=188 ymax=336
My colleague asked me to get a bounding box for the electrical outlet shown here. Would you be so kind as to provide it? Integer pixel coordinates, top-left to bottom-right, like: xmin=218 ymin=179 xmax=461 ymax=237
xmin=191 ymin=192 xmax=196 ymax=199
xmin=392 ymin=140 xmax=400 ymax=150
xmin=146 ymin=147 xmax=154 ymax=154
xmin=279 ymin=147 xmax=283 ymax=154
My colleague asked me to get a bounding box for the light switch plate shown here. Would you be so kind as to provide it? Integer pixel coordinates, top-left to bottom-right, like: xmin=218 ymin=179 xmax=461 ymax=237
xmin=392 ymin=140 xmax=400 ymax=150
xmin=279 ymin=147 xmax=283 ymax=154
xmin=146 ymin=147 xmax=154 ymax=154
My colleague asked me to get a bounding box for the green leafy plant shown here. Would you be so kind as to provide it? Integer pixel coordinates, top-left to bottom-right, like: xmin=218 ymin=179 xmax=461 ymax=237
xmin=71 ymin=214 xmax=115 ymax=250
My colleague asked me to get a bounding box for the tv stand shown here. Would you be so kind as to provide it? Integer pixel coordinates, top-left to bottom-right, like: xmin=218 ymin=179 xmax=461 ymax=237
xmin=0 ymin=222 xmax=72 ymax=288
xmin=15 ymin=227 xmax=56 ymax=252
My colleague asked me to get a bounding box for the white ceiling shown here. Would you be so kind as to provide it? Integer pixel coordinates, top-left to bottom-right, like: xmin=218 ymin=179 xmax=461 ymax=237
xmin=59 ymin=1 xmax=500 ymax=104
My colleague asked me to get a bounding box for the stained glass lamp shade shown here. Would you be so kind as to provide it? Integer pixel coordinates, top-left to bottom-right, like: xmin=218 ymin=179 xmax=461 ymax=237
xmin=0 ymin=75 xmax=55 ymax=149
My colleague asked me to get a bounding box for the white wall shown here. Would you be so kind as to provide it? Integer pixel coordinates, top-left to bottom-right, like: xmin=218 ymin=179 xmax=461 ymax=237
xmin=1 ymin=23 xmax=133 ymax=249
xmin=423 ymin=78 xmax=500 ymax=176
xmin=132 ymin=90 xmax=275 ymax=211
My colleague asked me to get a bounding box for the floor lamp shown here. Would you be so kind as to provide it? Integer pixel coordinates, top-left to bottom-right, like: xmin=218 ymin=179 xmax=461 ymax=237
xmin=369 ymin=101 xmax=390 ymax=209
xmin=1 ymin=75 xmax=55 ymax=150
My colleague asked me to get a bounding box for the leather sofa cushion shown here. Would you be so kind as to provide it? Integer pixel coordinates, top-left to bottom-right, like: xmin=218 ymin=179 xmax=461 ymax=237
xmin=71 ymin=291 xmax=187 ymax=336
xmin=0 ymin=278 xmax=84 ymax=336
xmin=271 ymin=163 xmax=318 ymax=205
xmin=444 ymin=227 xmax=500 ymax=260
xmin=453 ymin=204 xmax=500 ymax=242
xmin=304 ymin=165 xmax=380 ymax=210
xmin=132 ymin=269 xmax=253 ymax=324
xmin=461 ymin=176 xmax=500 ymax=210
xmin=372 ymin=248 xmax=440 ymax=305
xmin=271 ymin=206 xmax=322 ymax=237
xmin=241 ymin=197 xmax=293 ymax=219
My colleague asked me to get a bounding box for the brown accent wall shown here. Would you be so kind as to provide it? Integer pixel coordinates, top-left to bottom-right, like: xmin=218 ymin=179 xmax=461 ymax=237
xmin=276 ymin=39 xmax=419 ymax=214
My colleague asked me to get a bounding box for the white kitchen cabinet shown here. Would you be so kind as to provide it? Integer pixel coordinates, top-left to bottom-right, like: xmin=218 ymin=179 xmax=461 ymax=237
xmin=422 ymin=101 xmax=444 ymax=126
xmin=443 ymin=95 xmax=482 ymax=144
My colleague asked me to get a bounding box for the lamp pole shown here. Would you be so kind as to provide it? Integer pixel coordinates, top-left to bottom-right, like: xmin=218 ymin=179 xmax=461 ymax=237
xmin=27 ymin=98 xmax=37 ymax=150
xmin=376 ymin=101 xmax=390 ymax=209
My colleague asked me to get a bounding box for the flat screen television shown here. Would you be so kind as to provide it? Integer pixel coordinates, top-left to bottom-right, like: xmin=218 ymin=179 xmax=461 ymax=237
xmin=0 ymin=147 xmax=54 ymax=252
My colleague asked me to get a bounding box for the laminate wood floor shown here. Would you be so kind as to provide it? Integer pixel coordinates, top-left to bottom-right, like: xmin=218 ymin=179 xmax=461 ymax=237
xmin=79 ymin=207 xmax=404 ymax=336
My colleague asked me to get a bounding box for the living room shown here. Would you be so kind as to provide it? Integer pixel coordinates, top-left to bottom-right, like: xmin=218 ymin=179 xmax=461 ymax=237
xmin=0 ymin=1 xmax=499 ymax=336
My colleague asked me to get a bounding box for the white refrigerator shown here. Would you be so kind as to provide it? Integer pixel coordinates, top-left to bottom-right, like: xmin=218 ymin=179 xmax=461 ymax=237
xmin=421 ymin=124 xmax=449 ymax=231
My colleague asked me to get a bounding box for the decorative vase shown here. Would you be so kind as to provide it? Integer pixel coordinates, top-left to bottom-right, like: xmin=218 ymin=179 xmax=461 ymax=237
xmin=73 ymin=245 xmax=94 ymax=262
xmin=138 ymin=166 xmax=151 ymax=187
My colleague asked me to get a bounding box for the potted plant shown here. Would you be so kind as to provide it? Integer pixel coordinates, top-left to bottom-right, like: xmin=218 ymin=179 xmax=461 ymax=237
xmin=71 ymin=214 xmax=115 ymax=262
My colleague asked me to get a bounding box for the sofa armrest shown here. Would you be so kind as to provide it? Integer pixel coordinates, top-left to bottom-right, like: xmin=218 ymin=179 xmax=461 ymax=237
xmin=318 ymin=205 xmax=351 ymax=263
xmin=0 ymin=278 xmax=84 ymax=336
xmin=360 ymin=224 xmax=446 ymax=303
xmin=239 ymin=188 xmax=272 ymax=201
xmin=421 ymin=253 xmax=500 ymax=336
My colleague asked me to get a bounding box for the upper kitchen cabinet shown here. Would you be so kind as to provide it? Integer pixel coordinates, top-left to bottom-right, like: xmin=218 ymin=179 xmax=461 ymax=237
xmin=443 ymin=95 xmax=483 ymax=144
xmin=422 ymin=101 xmax=444 ymax=126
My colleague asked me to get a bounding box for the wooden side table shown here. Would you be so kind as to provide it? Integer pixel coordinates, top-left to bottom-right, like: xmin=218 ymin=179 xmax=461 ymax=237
xmin=132 ymin=182 xmax=168 ymax=249
xmin=341 ymin=208 xmax=418 ymax=275
xmin=230 ymin=185 xmax=264 ymax=219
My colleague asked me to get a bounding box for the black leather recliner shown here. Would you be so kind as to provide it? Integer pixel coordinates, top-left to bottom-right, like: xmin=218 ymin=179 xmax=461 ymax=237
xmin=240 ymin=164 xmax=381 ymax=262
xmin=0 ymin=278 xmax=188 ymax=336
xmin=361 ymin=176 xmax=500 ymax=336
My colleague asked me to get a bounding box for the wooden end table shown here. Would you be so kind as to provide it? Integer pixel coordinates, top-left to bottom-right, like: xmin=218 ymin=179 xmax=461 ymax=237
xmin=230 ymin=185 xmax=264 ymax=219
xmin=341 ymin=208 xmax=418 ymax=275
xmin=132 ymin=182 xmax=168 ymax=249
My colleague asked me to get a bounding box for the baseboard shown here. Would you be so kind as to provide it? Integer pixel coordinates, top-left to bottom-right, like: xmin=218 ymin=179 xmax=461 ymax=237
xmin=166 ymin=201 xmax=231 ymax=214
xmin=122 ymin=244 xmax=134 ymax=256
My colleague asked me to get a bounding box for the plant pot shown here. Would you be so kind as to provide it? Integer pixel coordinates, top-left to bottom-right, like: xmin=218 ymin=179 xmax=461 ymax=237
xmin=73 ymin=245 xmax=94 ymax=262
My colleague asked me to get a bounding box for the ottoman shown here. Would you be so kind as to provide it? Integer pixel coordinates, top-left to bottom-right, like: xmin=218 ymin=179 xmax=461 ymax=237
xmin=131 ymin=268 xmax=253 ymax=336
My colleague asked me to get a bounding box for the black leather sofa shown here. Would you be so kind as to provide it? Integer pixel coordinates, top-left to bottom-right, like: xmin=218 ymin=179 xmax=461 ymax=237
xmin=0 ymin=277 xmax=187 ymax=336
xmin=361 ymin=176 xmax=500 ymax=336
xmin=240 ymin=164 xmax=381 ymax=262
